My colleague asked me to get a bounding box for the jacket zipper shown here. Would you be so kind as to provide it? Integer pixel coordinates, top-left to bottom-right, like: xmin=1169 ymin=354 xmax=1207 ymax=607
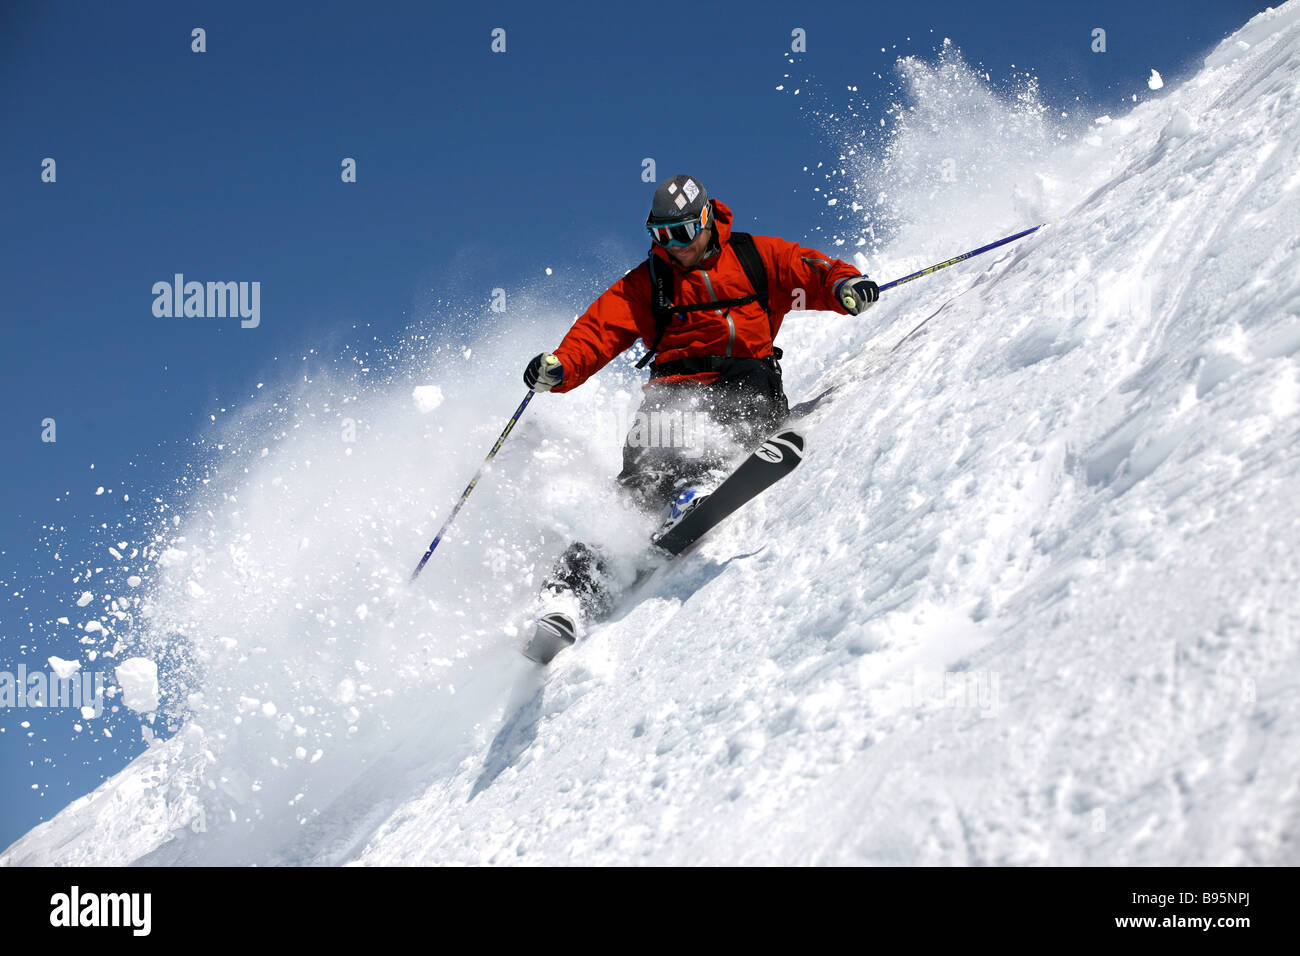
xmin=700 ymin=270 xmax=736 ymax=357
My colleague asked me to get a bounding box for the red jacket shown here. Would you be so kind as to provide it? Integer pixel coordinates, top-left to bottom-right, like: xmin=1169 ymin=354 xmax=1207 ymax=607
xmin=552 ymin=199 xmax=859 ymax=392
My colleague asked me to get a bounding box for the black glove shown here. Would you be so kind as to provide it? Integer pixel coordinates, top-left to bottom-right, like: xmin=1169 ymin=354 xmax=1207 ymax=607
xmin=524 ymin=352 xmax=564 ymax=392
xmin=835 ymin=276 xmax=880 ymax=315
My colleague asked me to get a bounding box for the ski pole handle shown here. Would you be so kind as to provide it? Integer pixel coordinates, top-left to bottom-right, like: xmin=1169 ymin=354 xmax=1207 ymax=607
xmin=410 ymin=390 xmax=535 ymax=582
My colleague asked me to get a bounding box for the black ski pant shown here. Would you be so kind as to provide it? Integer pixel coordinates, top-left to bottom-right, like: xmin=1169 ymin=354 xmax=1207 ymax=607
xmin=615 ymin=356 xmax=788 ymax=510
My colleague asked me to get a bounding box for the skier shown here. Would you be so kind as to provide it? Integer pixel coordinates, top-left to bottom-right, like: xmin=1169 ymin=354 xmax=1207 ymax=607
xmin=521 ymin=174 xmax=880 ymax=653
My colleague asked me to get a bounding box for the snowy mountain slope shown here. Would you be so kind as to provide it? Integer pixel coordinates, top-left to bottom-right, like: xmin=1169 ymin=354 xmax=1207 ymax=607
xmin=6 ymin=2 xmax=1300 ymax=866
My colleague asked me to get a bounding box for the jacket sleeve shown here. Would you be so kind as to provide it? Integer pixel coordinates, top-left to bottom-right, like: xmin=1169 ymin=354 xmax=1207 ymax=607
xmin=755 ymin=235 xmax=861 ymax=318
xmin=550 ymin=265 xmax=648 ymax=393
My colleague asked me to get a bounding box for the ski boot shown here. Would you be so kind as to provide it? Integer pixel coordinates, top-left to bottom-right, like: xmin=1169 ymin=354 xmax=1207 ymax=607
xmin=651 ymin=486 xmax=710 ymax=547
xmin=524 ymin=587 xmax=581 ymax=665
xmin=522 ymin=542 xmax=612 ymax=665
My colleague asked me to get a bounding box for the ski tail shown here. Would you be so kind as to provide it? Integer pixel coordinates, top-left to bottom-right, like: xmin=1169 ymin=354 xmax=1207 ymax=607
xmin=522 ymin=611 xmax=576 ymax=665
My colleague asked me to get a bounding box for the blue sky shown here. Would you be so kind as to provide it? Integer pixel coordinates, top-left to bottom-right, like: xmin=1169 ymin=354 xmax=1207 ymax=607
xmin=0 ymin=0 xmax=1267 ymax=849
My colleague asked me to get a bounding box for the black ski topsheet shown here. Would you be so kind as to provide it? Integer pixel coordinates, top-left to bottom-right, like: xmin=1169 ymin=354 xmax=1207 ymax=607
xmin=653 ymin=429 xmax=805 ymax=556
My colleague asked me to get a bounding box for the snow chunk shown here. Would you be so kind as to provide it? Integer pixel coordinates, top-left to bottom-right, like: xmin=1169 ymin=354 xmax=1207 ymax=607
xmin=76 ymin=591 xmax=93 ymax=607
xmin=48 ymin=656 xmax=80 ymax=679
xmin=412 ymin=385 xmax=444 ymax=414
xmin=1162 ymin=107 xmax=1197 ymax=139
xmin=186 ymin=580 xmax=206 ymax=598
xmin=1148 ymin=69 xmax=1164 ymax=90
xmin=127 ymin=575 xmax=142 ymax=587
xmin=115 ymin=658 xmax=160 ymax=713
xmin=338 ymin=678 xmax=356 ymax=704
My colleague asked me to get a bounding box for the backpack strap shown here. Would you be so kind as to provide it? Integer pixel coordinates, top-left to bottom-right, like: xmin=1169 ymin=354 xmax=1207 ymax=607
xmin=730 ymin=231 xmax=781 ymax=359
xmin=728 ymin=232 xmax=770 ymax=319
xmin=635 ymin=255 xmax=677 ymax=369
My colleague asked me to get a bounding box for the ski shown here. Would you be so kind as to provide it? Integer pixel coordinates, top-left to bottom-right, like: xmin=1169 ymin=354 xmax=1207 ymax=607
xmin=653 ymin=428 xmax=805 ymax=555
xmin=521 ymin=427 xmax=806 ymax=665
xmin=786 ymin=386 xmax=837 ymax=421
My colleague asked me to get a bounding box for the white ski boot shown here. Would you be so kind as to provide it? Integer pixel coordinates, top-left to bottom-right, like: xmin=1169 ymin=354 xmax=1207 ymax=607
xmin=522 ymin=584 xmax=581 ymax=665
xmin=522 ymin=541 xmax=614 ymax=665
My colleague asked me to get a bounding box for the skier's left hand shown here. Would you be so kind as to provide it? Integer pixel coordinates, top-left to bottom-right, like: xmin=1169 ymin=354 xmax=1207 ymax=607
xmin=835 ymin=276 xmax=880 ymax=315
xmin=524 ymin=352 xmax=564 ymax=392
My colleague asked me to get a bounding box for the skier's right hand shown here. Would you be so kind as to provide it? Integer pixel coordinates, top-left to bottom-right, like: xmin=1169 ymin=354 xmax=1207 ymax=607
xmin=524 ymin=353 xmax=564 ymax=392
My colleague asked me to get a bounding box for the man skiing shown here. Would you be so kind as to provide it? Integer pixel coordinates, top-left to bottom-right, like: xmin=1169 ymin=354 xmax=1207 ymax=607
xmin=521 ymin=174 xmax=879 ymax=656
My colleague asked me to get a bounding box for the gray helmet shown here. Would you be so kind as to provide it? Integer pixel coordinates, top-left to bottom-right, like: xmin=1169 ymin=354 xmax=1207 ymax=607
xmin=647 ymin=174 xmax=709 ymax=224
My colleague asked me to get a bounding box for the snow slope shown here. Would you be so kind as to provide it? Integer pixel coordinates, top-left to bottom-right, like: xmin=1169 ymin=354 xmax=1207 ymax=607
xmin=6 ymin=3 xmax=1300 ymax=866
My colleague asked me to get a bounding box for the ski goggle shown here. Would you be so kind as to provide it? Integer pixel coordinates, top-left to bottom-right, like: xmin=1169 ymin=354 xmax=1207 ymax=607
xmin=647 ymin=203 xmax=711 ymax=247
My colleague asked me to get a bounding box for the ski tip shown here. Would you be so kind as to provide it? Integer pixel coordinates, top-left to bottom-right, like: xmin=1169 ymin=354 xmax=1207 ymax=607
xmin=777 ymin=430 xmax=805 ymax=452
xmin=756 ymin=430 xmax=805 ymax=464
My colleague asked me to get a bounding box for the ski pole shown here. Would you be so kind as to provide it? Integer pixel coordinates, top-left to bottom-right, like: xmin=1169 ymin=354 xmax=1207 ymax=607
xmin=876 ymin=225 xmax=1043 ymax=351
xmin=410 ymin=390 xmax=535 ymax=582
xmin=878 ymin=225 xmax=1041 ymax=292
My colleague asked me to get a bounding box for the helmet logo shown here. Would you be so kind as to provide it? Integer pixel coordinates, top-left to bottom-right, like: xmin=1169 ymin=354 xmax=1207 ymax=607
xmin=682 ymin=179 xmax=700 ymax=202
